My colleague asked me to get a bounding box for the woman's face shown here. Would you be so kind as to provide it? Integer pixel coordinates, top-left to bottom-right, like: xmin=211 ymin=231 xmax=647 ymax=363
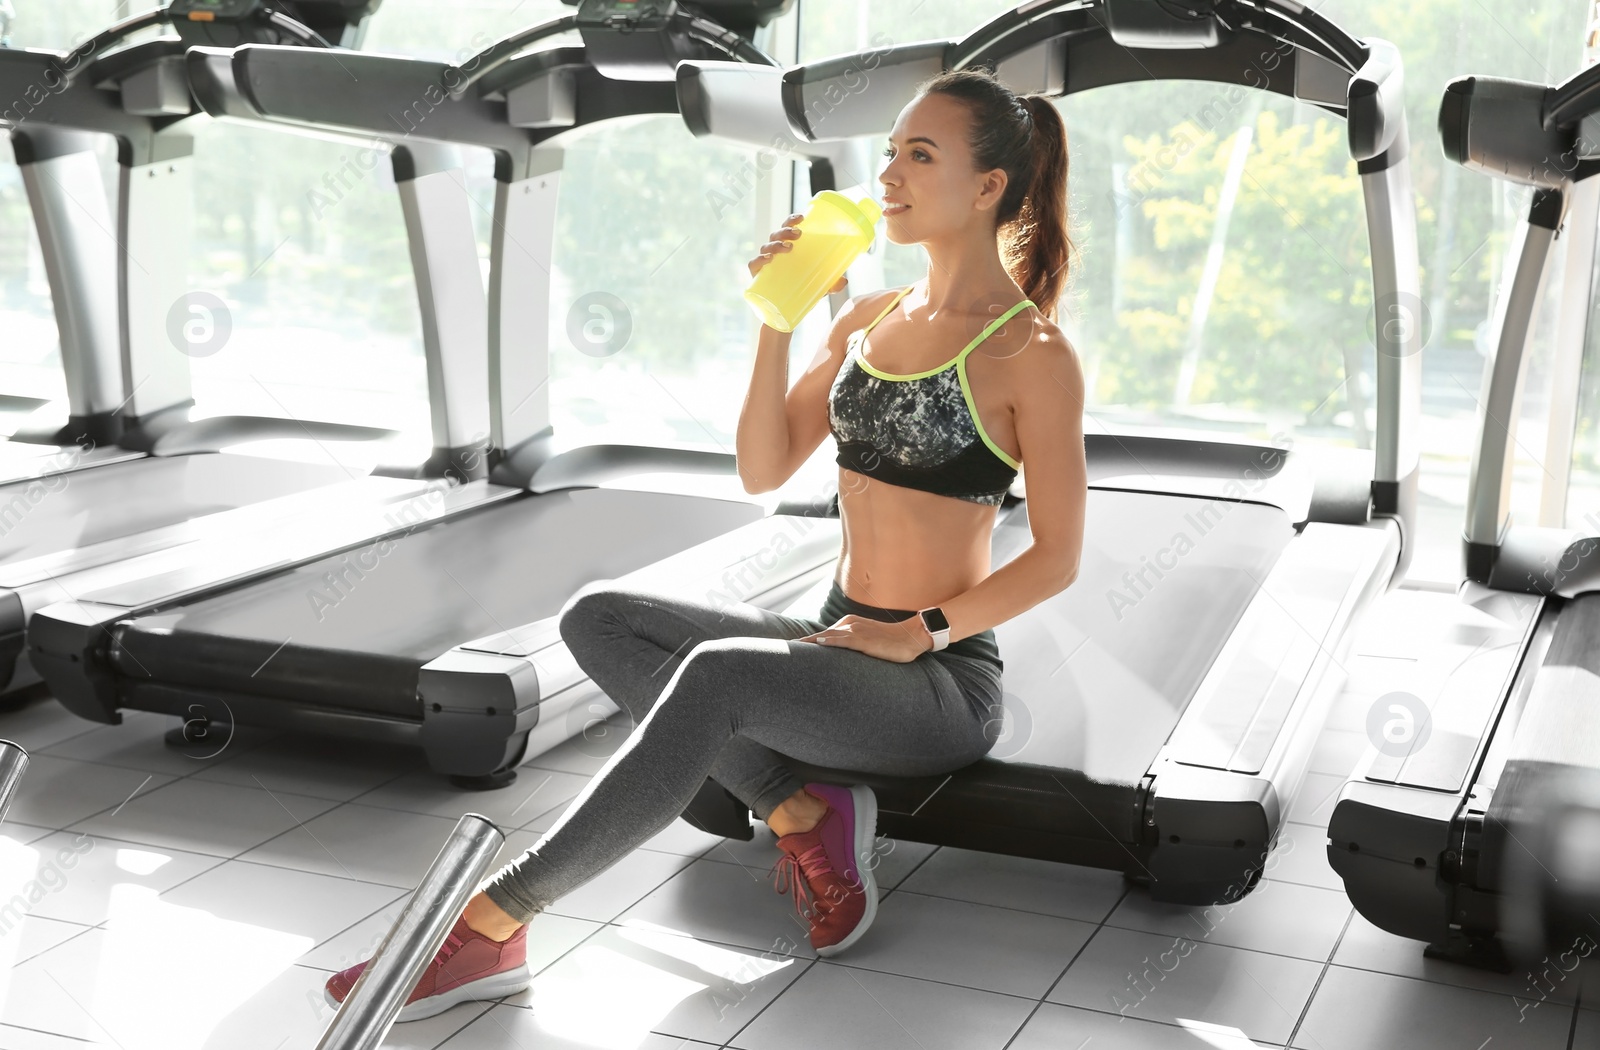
xmin=878 ymin=91 xmax=1009 ymax=246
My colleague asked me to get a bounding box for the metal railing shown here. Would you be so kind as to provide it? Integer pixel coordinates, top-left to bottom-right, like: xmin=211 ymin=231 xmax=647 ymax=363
xmin=0 ymin=741 xmax=27 ymax=821
xmin=314 ymin=813 xmax=505 ymax=1050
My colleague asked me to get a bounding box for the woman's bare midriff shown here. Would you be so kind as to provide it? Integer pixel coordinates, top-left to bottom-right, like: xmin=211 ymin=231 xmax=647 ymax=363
xmin=832 ymin=467 xmax=999 ymax=612
xmin=829 ymin=286 xmax=1033 ymax=612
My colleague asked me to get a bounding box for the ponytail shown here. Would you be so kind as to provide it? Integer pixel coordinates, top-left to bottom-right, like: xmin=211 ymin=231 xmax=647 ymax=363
xmin=916 ymin=70 xmax=1075 ymax=319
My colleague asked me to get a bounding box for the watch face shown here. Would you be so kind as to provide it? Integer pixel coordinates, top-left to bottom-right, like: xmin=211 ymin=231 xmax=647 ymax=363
xmin=921 ymin=607 xmax=950 ymax=633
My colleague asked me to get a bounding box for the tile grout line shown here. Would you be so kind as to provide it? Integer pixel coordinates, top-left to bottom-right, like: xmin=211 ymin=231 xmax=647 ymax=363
xmin=1000 ymin=883 xmax=1134 ymax=1050
xmin=296 ymin=840 xmax=716 ymax=975
xmin=1324 ymin=958 xmax=1589 ymax=1011
xmin=706 ymin=955 xmax=820 ymax=1050
xmin=12 ymin=916 xmax=98 ymax=968
xmin=1287 ymin=909 xmax=1352 ymax=1049
xmin=22 ymin=725 xmax=295 ymax=835
xmin=0 ymin=1017 xmax=107 ymax=1043
xmin=870 ymin=885 xmax=1347 ymax=967
xmin=1040 ymin=883 xmax=1130 ymax=1008
xmin=115 ymin=768 xmax=422 ymax=900
xmin=424 ymin=1001 xmax=496 ymax=1050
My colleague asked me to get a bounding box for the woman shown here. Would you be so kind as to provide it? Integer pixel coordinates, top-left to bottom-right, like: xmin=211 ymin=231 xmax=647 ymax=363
xmin=325 ymin=66 xmax=1086 ymax=1021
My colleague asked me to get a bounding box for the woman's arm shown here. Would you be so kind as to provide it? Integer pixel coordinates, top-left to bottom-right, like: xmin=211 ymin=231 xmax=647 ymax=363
xmin=735 ymin=291 xmax=894 ymax=494
xmin=935 ymin=325 xmax=1087 ymax=644
xmin=735 ymin=323 xmax=798 ymax=494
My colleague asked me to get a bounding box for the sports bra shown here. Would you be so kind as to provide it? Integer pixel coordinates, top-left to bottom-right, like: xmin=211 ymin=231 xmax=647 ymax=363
xmin=827 ymin=285 xmax=1032 ymax=507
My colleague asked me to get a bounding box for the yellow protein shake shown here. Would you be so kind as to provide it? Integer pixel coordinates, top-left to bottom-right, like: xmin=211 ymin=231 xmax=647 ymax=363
xmin=744 ymin=191 xmax=883 ymax=332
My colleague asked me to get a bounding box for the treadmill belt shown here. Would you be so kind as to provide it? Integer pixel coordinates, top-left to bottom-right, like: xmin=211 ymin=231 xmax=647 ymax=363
xmin=109 ymin=488 xmax=765 ymax=717
xmin=0 ymin=453 xmax=349 ymax=563
xmin=990 ymin=488 xmax=1291 ymax=787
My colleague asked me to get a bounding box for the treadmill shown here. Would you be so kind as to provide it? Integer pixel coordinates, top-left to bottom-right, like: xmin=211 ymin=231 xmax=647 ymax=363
xmin=0 ymin=0 xmax=390 ymax=474
xmin=1328 ymin=65 xmax=1600 ymax=968
xmin=666 ymin=0 xmax=1418 ymax=906
xmin=0 ymin=2 xmax=494 ymax=697
xmin=28 ymin=0 xmax=851 ymax=787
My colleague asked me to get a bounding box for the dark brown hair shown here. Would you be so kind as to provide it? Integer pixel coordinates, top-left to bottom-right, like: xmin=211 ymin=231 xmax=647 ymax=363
xmin=916 ymin=68 xmax=1073 ymax=320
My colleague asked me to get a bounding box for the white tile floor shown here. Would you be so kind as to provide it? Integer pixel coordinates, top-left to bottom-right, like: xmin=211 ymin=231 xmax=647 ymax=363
xmin=0 ymin=586 xmax=1589 ymax=1049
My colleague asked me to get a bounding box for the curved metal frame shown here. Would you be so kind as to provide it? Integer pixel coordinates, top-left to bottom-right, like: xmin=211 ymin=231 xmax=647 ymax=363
xmin=57 ymin=2 xmax=328 ymax=87
xmin=1441 ymin=63 xmax=1600 ymax=583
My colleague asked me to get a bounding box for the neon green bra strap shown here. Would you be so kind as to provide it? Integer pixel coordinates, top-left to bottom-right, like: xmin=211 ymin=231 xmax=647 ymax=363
xmin=956 ymin=298 xmax=1037 ymax=360
xmin=861 ymin=286 xmax=914 ymax=335
xmin=956 ymin=298 xmax=1034 ymax=473
xmin=861 ymin=286 xmax=1035 ymax=353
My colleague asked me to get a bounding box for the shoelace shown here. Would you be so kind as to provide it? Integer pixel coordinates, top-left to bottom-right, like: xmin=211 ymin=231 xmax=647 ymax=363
xmin=432 ymin=925 xmax=469 ymax=973
xmin=769 ymin=841 xmax=832 ymax=920
xmin=368 ymin=922 xmax=470 ymax=1005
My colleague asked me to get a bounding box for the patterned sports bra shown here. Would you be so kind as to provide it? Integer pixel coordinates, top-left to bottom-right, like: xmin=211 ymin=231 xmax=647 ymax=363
xmin=827 ymin=285 xmax=1033 ymax=507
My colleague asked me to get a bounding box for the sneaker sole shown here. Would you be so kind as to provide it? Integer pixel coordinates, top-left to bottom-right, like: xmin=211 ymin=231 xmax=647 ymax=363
xmin=323 ymin=963 xmax=533 ymax=1023
xmin=815 ymin=783 xmax=878 ymax=957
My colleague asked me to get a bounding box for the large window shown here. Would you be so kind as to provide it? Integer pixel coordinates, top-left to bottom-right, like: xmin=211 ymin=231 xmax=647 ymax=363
xmin=1048 ymin=85 xmax=1371 ymax=455
xmin=544 ymin=116 xmax=775 ymax=452
xmin=184 ymin=125 xmax=430 ymax=435
xmin=181 ymin=0 xmax=578 ymax=440
xmin=360 ymin=0 xmax=574 ymax=60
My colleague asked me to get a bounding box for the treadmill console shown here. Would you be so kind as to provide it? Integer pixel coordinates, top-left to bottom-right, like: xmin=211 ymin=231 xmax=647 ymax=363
xmin=574 ymin=0 xmax=676 ymax=27
xmin=164 ymin=0 xmax=379 ymax=48
xmin=1102 ymin=0 xmax=1233 ymax=49
xmin=560 ymin=0 xmax=790 ymax=81
xmin=167 ymin=0 xmax=264 ymax=18
xmin=564 ymin=0 xmax=792 ymax=38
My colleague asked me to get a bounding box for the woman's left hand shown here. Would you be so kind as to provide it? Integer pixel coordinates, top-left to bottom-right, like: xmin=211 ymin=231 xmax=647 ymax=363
xmin=797 ymin=614 xmax=931 ymax=663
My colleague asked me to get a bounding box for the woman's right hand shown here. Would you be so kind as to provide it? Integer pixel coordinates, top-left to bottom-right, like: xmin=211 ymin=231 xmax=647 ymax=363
xmin=747 ymin=214 xmax=849 ymax=293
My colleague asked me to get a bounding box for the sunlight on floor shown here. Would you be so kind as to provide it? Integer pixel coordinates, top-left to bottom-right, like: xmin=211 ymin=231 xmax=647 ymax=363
xmin=528 ymin=920 xmax=794 ymax=1049
xmin=79 ymin=886 xmax=310 ymax=1048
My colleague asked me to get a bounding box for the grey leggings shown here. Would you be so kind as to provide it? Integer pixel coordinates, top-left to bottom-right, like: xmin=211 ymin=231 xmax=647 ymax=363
xmin=481 ymin=577 xmax=1006 ymax=925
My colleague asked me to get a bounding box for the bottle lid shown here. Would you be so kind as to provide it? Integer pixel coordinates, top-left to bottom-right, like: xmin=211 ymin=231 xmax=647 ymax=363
xmin=812 ymin=189 xmax=881 ymax=239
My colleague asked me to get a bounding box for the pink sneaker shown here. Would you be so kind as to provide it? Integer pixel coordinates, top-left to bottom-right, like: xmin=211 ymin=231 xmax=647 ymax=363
xmin=769 ymin=781 xmax=879 ymax=956
xmin=323 ymin=915 xmax=531 ymax=1022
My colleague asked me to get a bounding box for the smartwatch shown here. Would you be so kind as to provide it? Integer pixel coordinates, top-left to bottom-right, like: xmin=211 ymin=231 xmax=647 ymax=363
xmin=918 ymin=607 xmax=951 ymax=651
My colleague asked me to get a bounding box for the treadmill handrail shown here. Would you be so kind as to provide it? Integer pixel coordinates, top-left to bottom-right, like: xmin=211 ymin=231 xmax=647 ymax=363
xmin=447 ymin=7 xmax=776 ymax=101
xmin=1543 ymin=61 xmax=1600 ymax=131
xmin=443 ymin=13 xmax=581 ymax=98
xmin=1442 ymin=67 xmax=1600 ymax=580
xmin=1347 ymin=37 xmax=1406 ymax=162
xmin=186 ymin=40 xmax=677 ymax=181
xmin=52 ymin=8 xmax=166 ymax=86
xmin=57 ymin=2 xmax=329 ymax=88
